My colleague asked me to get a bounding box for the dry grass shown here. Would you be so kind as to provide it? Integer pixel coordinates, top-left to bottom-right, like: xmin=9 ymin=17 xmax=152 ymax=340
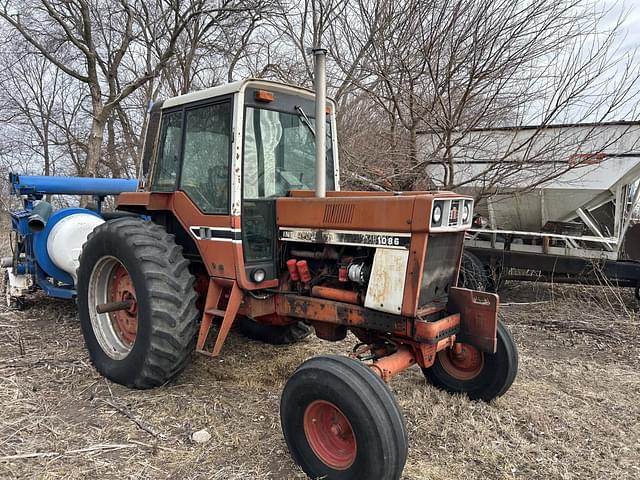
xmin=0 ymin=219 xmax=638 ymax=478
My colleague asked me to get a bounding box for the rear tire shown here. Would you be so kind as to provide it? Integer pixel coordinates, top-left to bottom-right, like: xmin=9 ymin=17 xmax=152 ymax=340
xmin=77 ymin=217 xmax=198 ymax=389
xmin=422 ymin=320 xmax=518 ymax=401
xmin=236 ymin=316 xmax=312 ymax=345
xmin=281 ymin=355 xmax=408 ymax=480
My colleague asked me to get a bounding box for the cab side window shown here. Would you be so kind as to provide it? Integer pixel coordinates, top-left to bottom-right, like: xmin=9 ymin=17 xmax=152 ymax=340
xmin=151 ymin=111 xmax=183 ymax=191
xmin=180 ymin=102 xmax=231 ymax=214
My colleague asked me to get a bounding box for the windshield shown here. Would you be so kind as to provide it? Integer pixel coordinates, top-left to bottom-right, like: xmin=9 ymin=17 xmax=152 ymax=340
xmin=243 ymin=107 xmax=335 ymax=198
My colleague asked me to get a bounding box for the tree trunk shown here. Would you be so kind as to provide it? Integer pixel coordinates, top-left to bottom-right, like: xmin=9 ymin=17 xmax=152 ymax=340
xmin=81 ymin=102 xmax=107 ymax=207
xmin=85 ymin=111 xmax=106 ymax=177
xmin=43 ymin=128 xmax=51 ymax=202
xmin=445 ymin=130 xmax=454 ymax=189
xmin=409 ymin=126 xmax=417 ymax=167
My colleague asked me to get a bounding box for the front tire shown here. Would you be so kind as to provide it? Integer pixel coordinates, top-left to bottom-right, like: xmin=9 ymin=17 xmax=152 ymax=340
xmin=422 ymin=320 xmax=518 ymax=401
xmin=281 ymin=355 xmax=408 ymax=480
xmin=77 ymin=217 xmax=198 ymax=389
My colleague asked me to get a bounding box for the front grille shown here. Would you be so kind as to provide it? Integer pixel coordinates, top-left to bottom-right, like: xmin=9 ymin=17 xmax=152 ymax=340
xmin=323 ymin=203 xmax=355 ymax=225
xmin=448 ymin=200 xmax=460 ymax=226
xmin=419 ymin=233 xmax=464 ymax=308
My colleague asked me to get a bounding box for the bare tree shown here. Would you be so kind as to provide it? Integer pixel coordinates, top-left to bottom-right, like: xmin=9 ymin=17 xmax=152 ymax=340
xmin=0 ymin=0 xmax=256 ymax=178
xmin=0 ymin=27 xmax=92 ymax=182
xmin=0 ymin=49 xmax=62 ymax=176
xmin=414 ymin=0 xmax=640 ymax=194
xmin=1 ymin=0 xmax=638 ymax=202
xmin=332 ymin=0 xmax=639 ymax=193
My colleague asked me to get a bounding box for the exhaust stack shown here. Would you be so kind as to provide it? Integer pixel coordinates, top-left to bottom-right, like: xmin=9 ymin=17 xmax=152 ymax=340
xmin=313 ymin=48 xmax=327 ymax=198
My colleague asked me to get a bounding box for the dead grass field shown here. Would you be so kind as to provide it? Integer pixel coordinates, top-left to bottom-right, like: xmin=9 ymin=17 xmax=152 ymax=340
xmin=0 ymin=253 xmax=639 ymax=479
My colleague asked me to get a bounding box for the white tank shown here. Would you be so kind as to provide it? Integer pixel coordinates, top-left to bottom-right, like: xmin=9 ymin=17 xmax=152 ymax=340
xmin=47 ymin=213 xmax=105 ymax=282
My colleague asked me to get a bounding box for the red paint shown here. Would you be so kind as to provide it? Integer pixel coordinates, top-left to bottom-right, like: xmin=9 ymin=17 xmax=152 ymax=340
xmin=296 ymin=260 xmax=312 ymax=283
xmin=109 ymin=263 xmax=138 ymax=345
xmin=287 ymin=259 xmax=300 ymax=281
xmin=311 ymin=286 xmax=361 ymax=304
xmin=438 ymin=343 xmax=484 ymax=380
xmin=368 ymin=346 xmax=416 ymax=382
xmin=338 ymin=266 xmax=348 ymax=282
xmin=303 ymin=400 xmax=356 ymax=470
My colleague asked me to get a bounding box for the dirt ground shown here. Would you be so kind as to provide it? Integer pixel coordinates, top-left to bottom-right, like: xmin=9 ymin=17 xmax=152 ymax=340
xmin=1 ymin=269 xmax=639 ymax=478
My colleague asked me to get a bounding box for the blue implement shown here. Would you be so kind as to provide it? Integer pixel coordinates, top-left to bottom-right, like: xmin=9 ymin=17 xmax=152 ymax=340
xmin=10 ymin=173 xmax=138 ymax=197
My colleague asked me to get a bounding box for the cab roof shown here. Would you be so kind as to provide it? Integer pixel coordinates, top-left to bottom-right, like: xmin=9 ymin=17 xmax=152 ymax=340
xmin=162 ymin=78 xmax=335 ymax=109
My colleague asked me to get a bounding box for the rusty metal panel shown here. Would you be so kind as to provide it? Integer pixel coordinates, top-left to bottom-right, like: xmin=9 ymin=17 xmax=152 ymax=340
xmin=323 ymin=203 xmax=355 ymax=224
xmin=364 ymin=249 xmax=409 ymax=314
xmin=276 ymin=295 xmax=406 ymax=334
xmin=116 ymin=191 xmax=172 ymax=210
xmin=413 ymin=313 xmax=460 ymax=344
xmin=447 ymin=287 xmax=498 ymax=353
xmin=238 ymin=294 xmax=276 ymax=317
xmin=277 ymin=196 xmax=415 ymax=232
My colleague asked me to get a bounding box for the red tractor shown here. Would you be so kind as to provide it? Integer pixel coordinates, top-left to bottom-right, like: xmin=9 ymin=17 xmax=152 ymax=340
xmin=76 ymin=50 xmax=518 ymax=479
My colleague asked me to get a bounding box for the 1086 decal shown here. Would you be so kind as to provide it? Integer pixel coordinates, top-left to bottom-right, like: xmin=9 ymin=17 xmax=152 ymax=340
xmin=279 ymin=228 xmax=411 ymax=249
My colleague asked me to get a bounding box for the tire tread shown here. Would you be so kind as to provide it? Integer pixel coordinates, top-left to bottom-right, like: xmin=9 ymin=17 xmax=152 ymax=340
xmin=78 ymin=218 xmax=198 ymax=389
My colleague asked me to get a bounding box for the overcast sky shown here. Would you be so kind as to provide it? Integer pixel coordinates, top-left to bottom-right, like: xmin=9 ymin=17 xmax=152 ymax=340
xmin=538 ymin=0 xmax=640 ymax=124
xmin=602 ymin=0 xmax=640 ymax=120
xmin=606 ymin=0 xmax=640 ymax=50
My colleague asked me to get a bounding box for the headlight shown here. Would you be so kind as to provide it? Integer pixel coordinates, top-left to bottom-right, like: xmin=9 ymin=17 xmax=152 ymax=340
xmin=252 ymin=268 xmax=266 ymax=283
xmin=463 ymin=200 xmax=473 ymax=224
xmin=432 ymin=202 xmax=443 ymax=225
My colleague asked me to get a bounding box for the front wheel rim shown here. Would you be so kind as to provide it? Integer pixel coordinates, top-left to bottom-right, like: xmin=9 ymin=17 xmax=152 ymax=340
xmin=88 ymin=256 xmax=138 ymax=360
xmin=303 ymin=400 xmax=357 ymax=470
xmin=439 ymin=343 xmax=484 ymax=380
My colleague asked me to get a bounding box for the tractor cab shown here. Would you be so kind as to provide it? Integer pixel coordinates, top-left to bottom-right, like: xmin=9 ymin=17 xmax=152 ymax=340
xmin=127 ymin=79 xmax=339 ymax=285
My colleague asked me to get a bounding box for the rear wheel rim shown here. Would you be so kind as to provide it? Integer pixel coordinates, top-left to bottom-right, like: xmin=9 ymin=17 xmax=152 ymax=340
xmin=303 ymin=400 xmax=357 ymax=470
xmin=439 ymin=343 xmax=484 ymax=380
xmin=88 ymin=256 xmax=138 ymax=360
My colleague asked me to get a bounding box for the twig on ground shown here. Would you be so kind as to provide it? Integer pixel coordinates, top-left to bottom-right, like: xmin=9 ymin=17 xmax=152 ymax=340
xmin=0 ymin=452 xmax=58 ymax=461
xmin=501 ymin=301 xmax=550 ymax=306
xmin=98 ymin=398 xmax=165 ymax=439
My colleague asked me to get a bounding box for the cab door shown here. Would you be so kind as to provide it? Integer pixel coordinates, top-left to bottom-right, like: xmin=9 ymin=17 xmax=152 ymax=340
xmin=147 ymin=99 xmax=239 ymax=279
